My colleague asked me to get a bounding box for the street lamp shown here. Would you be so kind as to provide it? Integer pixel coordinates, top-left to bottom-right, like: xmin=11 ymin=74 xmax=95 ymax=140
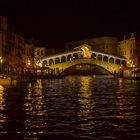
xmin=27 ymin=59 xmax=31 ymax=67
xmin=0 ymin=57 xmax=3 ymax=63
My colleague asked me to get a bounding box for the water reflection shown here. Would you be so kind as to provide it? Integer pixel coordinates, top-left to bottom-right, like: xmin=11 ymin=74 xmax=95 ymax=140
xmin=116 ymin=78 xmax=136 ymax=131
xmin=0 ymin=76 xmax=140 ymax=139
xmin=0 ymin=85 xmax=6 ymax=130
xmin=116 ymin=78 xmax=126 ymax=129
xmin=78 ymin=76 xmax=94 ymax=117
xmin=24 ymin=80 xmax=47 ymax=139
xmin=77 ymin=76 xmax=95 ymax=138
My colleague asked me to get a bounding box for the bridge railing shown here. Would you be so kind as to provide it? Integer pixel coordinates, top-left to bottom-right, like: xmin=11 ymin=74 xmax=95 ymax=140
xmin=40 ymin=50 xmax=127 ymax=67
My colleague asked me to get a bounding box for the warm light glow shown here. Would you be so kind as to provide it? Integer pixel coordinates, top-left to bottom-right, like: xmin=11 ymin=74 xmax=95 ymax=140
xmin=78 ymin=76 xmax=95 ymax=131
xmin=27 ymin=59 xmax=31 ymax=66
xmin=0 ymin=85 xmax=6 ymax=124
xmin=81 ymin=46 xmax=91 ymax=58
xmin=0 ymin=59 xmax=3 ymax=63
xmin=0 ymin=56 xmax=3 ymax=63
xmin=127 ymin=60 xmax=130 ymax=65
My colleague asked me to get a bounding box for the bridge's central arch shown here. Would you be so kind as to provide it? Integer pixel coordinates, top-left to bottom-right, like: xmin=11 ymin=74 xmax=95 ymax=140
xmin=63 ymin=63 xmax=111 ymax=75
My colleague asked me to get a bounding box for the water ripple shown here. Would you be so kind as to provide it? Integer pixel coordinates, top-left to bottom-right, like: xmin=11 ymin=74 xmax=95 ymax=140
xmin=0 ymin=76 xmax=140 ymax=139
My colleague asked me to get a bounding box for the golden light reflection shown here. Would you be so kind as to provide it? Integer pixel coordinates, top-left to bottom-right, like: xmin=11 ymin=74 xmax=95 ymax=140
xmin=0 ymin=85 xmax=6 ymax=126
xmin=24 ymin=80 xmax=47 ymax=139
xmin=115 ymin=78 xmax=125 ymax=129
xmin=115 ymin=78 xmax=135 ymax=129
xmin=25 ymin=80 xmax=44 ymax=114
xmin=77 ymin=76 xmax=95 ymax=132
xmin=66 ymin=76 xmax=77 ymax=92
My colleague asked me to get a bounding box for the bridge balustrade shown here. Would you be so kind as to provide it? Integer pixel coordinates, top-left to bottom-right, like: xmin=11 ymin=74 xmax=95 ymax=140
xmin=103 ymin=56 xmax=108 ymax=62
xmin=121 ymin=60 xmax=126 ymax=66
xmin=49 ymin=59 xmax=54 ymax=66
xmin=97 ymin=54 xmax=102 ymax=61
xmin=91 ymin=53 xmax=96 ymax=60
xmin=67 ymin=54 xmax=73 ymax=61
xmin=41 ymin=50 xmax=127 ymax=67
xmin=55 ymin=57 xmax=60 ymax=64
xmin=115 ymin=59 xmax=120 ymax=65
xmin=61 ymin=56 xmax=66 ymax=63
xmin=109 ymin=57 xmax=114 ymax=63
xmin=73 ymin=53 xmax=79 ymax=60
xmin=42 ymin=60 xmax=48 ymax=67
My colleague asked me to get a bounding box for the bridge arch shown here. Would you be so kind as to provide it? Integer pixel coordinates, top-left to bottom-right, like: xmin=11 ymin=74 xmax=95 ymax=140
xmin=61 ymin=56 xmax=66 ymax=63
xmin=121 ymin=60 xmax=126 ymax=66
xmin=97 ymin=54 xmax=102 ymax=61
xmin=40 ymin=49 xmax=127 ymax=75
xmin=103 ymin=56 xmax=108 ymax=62
xmin=91 ymin=53 xmax=96 ymax=59
xmin=115 ymin=59 xmax=120 ymax=65
xmin=63 ymin=63 xmax=111 ymax=75
xmin=49 ymin=59 xmax=54 ymax=66
xmin=67 ymin=54 xmax=73 ymax=61
xmin=55 ymin=57 xmax=60 ymax=64
xmin=42 ymin=60 xmax=48 ymax=67
xmin=109 ymin=57 xmax=114 ymax=63
xmin=73 ymin=53 xmax=79 ymax=60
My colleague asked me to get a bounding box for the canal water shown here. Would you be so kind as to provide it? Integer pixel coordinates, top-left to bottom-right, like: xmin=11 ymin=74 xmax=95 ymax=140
xmin=0 ymin=75 xmax=140 ymax=140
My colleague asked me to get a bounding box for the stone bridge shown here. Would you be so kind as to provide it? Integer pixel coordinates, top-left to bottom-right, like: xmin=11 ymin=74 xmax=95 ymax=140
xmin=39 ymin=44 xmax=127 ymax=75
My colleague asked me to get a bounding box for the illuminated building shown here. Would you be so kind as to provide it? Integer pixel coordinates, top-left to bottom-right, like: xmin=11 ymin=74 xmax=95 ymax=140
xmin=65 ymin=37 xmax=118 ymax=55
xmin=23 ymin=40 xmax=34 ymax=68
xmin=118 ymin=33 xmax=140 ymax=67
xmin=34 ymin=47 xmax=45 ymax=67
xmin=0 ymin=16 xmax=34 ymax=74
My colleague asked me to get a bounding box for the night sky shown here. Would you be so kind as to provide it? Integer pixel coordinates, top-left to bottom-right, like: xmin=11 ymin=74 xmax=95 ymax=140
xmin=0 ymin=0 xmax=140 ymax=49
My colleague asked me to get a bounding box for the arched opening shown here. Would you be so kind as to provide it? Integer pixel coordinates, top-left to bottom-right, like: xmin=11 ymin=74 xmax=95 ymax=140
xmin=73 ymin=53 xmax=79 ymax=60
xmin=121 ymin=60 xmax=126 ymax=66
xmin=55 ymin=57 xmax=60 ymax=64
xmin=61 ymin=56 xmax=66 ymax=63
xmin=103 ymin=56 xmax=108 ymax=62
xmin=109 ymin=57 xmax=114 ymax=63
xmin=42 ymin=60 xmax=48 ymax=67
xmin=115 ymin=59 xmax=120 ymax=65
xmin=91 ymin=53 xmax=96 ymax=59
xmin=63 ymin=64 xmax=111 ymax=75
xmin=67 ymin=54 xmax=73 ymax=61
xmin=97 ymin=54 xmax=102 ymax=61
xmin=49 ymin=59 xmax=54 ymax=66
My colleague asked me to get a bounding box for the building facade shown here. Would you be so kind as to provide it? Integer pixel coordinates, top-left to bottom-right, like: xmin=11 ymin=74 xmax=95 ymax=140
xmin=23 ymin=40 xmax=34 ymax=68
xmin=66 ymin=37 xmax=118 ymax=55
xmin=117 ymin=33 xmax=140 ymax=67
xmin=0 ymin=16 xmax=34 ymax=74
xmin=34 ymin=47 xmax=46 ymax=67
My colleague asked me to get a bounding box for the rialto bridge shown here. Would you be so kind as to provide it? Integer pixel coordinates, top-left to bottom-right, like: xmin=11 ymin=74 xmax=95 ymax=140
xmin=39 ymin=44 xmax=127 ymax=75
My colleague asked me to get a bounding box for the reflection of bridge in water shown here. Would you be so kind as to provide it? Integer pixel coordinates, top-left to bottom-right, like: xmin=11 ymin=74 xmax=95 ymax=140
xmin=39 ymin=46 xmax=127 ymax=76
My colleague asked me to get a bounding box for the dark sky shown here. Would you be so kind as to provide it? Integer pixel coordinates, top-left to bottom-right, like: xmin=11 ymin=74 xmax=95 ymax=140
xmin=0 ymin=0 xmax=140 ymax=49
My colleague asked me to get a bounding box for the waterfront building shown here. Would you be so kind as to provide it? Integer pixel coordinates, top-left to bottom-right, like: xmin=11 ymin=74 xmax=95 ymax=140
xmin=23 ymin=40 xmax=34 ymax=68
xmin=65 ymin=36 xmax=118 ymax=55
xmin=118 ymin=33 xmax=140 ymax=67
xmin=0 ymin=16 xmax=35 ymax=74
xmin=34 ymin=47 xmax=45 ymax=67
